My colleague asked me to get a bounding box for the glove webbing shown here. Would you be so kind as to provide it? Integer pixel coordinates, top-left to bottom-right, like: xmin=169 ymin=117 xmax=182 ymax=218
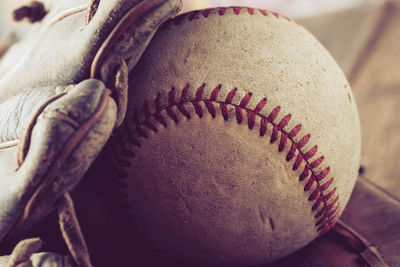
xmin=57 ymin=193 xmax=92 ymax=267
xmin=334 ymin=220 xmax=388 ymax=267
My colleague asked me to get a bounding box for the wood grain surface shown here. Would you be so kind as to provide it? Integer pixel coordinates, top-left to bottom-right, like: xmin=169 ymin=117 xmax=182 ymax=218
xmin=300 ymin=3 xmax=383 ymax=77
xmin=301 ymin=1 xmax=400 ymax=200
xmin=351 ymin=2 xmax=400 ymax=200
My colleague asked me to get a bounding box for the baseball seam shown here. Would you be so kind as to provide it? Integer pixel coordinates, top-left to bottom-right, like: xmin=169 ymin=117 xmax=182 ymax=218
xmin=117 ymin=84 xmax=340 ymax=234
xmin=173 ymin=6 xmax=293 ymax=25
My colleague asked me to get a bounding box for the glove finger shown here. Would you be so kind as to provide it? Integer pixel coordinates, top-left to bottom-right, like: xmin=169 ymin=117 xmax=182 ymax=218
xmin=1 ymin=252 xmax=74 ymax=267
xmin=93 ymin=0 xmax=182 ymax=81
xmin=0 ymin=237 xmax=72 ymax=267
xmin=0 ymin=79 xmax=117 ymax=243
xmin=0 ymin=0 xmax=181 ymax=103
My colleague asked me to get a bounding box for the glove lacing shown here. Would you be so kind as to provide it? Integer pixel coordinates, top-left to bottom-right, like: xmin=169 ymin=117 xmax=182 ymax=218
xmin=8 ymin=194 xmax=90 ymax=267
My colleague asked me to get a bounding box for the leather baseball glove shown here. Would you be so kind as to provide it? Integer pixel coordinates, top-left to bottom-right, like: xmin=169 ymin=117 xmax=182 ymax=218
xmin=0 ymin=1 xmax=182 ymax=266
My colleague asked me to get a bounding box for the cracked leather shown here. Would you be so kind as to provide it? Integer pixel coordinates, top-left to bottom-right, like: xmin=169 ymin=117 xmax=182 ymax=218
xmin=0 ymin=0 xmax=182 ymax=102
xmin=0 ymin=80 xmax=117 ymax=243
xmin=0 ymin=0 xmax=182 ymax=264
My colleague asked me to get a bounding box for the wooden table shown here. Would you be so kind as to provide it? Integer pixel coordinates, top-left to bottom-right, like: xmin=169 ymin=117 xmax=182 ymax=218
xmin=301 ymin=0 xmax=400 ymax=201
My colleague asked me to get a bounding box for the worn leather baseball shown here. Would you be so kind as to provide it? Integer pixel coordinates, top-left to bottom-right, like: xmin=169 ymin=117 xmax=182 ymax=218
xmin=109 ymin=7 xmax=361 ymax=266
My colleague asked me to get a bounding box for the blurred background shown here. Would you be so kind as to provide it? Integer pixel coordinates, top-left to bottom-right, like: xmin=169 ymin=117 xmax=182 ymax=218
xmin=0 ymin=0 xmax=387 ymax=26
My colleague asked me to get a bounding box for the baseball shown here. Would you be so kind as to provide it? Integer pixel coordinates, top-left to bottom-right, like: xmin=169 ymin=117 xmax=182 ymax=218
xmin=99 ymin=7 xmax=361 ymax=266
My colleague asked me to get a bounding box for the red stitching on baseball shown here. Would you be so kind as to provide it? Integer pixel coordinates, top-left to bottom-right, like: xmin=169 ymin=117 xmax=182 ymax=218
xmin=220 ymin=103 xmax=229 ymax=121
xmin=279 ymin=133 xmax=288 ymax=152
xmin=123 ymin=84 xmax=340 ymax=233
xmin=312 ymin=198 xmax=322 ymax=211
xmin=188 ymin=12 xmax=197 ymax=21
xmin=133 ymin=112 xmax=148 ymax=139
xmin=144 ymin=119 xmax=157 ymax=132
xmin=254 ymin=98 xmax=267 ymax=114
xmin=202 ymin=9 xmax=212 ymax=18
xmin=247 ymin=111 xmax=256 ymax=129
xmin=316 ymin=167 xmax=330 ymax=181
xmin=297 ymin=134 xmax=310 ymax=148
xmin=278 ymin=114 xmax=291 ymax=129
xmin=193 ymin=84 xmax=206 ymax=118
xmin=143 ymin=100 xmax=158 ymax=132
xmin=219 ymin=7 xmax=228 ymax=16
xmin=225 ymin=88 xmax=237 ymax=103
xmin=321 ymin=189 xmax=337 ymax=203
xmin=304 ymin=146 xmax=318 ymax=161
xmin=293 ymin=153 xmax=303 ymax=170
xmin=286 ymin=143 xmax=296 ymax=161
xmin=267 ymin=106 xmax=280 ymax=123
xmin=325 ymin=204 xmax=340 ymax=219
xmin=260 ymin=118 xmax=267 ymax=136
xmin=173 ymin=7 xmax=293 ymax=25
xmin=205 ymin=101 xmax=216 ymax=118
xmin=318 ymin=177 xmax=333 ymax=191
xmin=239 ymin=92 xmax=252 ymax=108
xmin=270 ymin=125 xmax=279 ymax=144
xmin=319 ymin=208 xmax=340 ymax=232
xmin=304 ymin=174 xmax=315 ymax=191
xmin=308 ymin=188 xmax=320 ymax=201
xmin=259 ymin=9 xmax=268 ymax=16
xmin=299 ymin=165 xmax=310 ymax=181
xmin=233 ymin=6 xmax=241 ymax=15
xmin=310 ymin=156 xmax=324 ymax=169
xmin=288 ymin=124 xmax=301 ymax=138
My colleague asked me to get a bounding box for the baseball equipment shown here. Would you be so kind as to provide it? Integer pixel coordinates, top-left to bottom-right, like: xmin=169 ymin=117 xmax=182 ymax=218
xmin=82 ymin=6 xmax=361 ymax=266
xmin=271 ymin=177 xmax=397 ymax=267
xmin=0 ymin=0 xmax=182 ymax=266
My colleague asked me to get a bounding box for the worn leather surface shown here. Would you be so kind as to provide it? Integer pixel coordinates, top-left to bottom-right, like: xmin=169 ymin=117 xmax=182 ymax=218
xmin=0 ymin=0 xmax=182 ymax=103
xmin=341 ymin=178 xmax=400 ymax=266
xmin=0 ymin=1 xmax=182 ymax=263
xmin=75 ymin=7 xmax=361 ymax=266
xmin=0 ymin=80 xmax=117 ymax=244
